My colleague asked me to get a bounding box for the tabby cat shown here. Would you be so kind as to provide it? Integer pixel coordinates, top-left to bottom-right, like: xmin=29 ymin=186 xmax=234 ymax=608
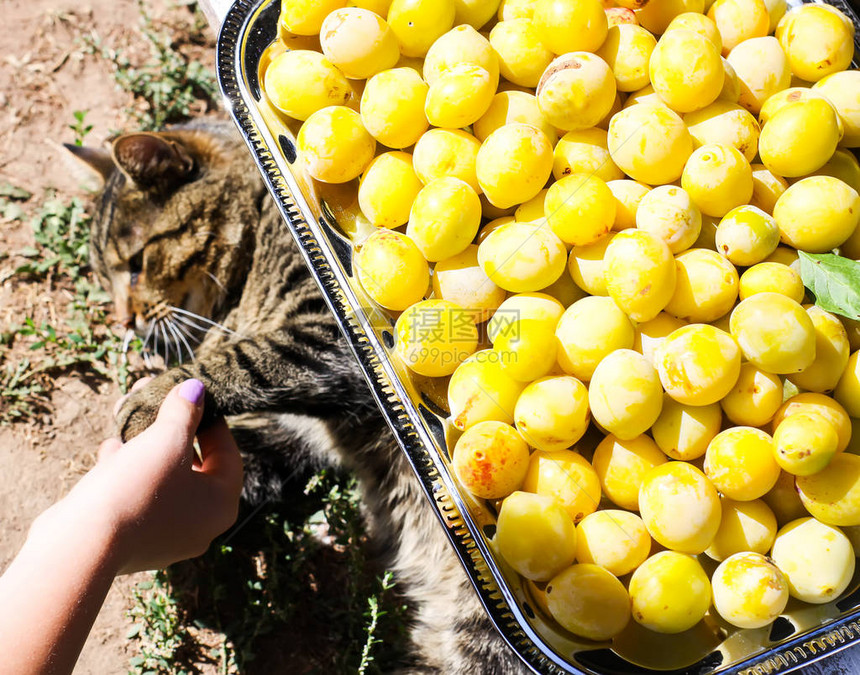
xmin=67 ymin=119 xmax=528 ymax=674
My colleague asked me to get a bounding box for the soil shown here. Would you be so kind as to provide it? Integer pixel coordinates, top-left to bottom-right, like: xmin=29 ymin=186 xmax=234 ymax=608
xmin=0 ymin=1 xmax=219 ymax=672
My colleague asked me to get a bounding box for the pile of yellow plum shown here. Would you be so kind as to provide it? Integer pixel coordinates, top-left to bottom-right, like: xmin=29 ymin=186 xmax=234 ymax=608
xmin=264 ymin=0 xmax=860 ymax=647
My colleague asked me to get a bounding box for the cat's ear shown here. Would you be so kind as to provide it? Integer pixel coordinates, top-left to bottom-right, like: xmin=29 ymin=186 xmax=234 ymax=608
xmin=62 ymin=143 xmax=115 ymax=189
xmin=111 ymin=133 xmax=195 ymax=194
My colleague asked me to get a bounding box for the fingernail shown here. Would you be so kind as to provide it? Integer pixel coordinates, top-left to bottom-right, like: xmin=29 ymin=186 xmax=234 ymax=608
xmin=178 ymin=379 xmax=205 ymax=406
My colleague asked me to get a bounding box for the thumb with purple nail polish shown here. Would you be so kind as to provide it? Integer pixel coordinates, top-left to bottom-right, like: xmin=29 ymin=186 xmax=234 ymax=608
xmin=178 ymin=378 xmax=206 ymax=406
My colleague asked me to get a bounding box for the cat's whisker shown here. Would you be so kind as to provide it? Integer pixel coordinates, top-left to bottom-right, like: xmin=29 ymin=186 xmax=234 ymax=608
xmin=169 ymin=306 xmax=233 ymax=333
xmin=171 ymin=313 xmax=212 ymax=335
xmin=165 ymin=321 xmax=183 ymax=366
xmin=140 ymin=320 xmax=156 ymax=370
xmin=182 ymin=325 xmax=202 ymax=343
xmin=205 ymin=270 xmax=227 ymax=295
xmin=142 ymin=318 xmax=156 ymax=351
xmin=167 ymin=318 xmax=195 ymax=364
xmin=176 ymin=329 xmax=198 ymax=360
xmin=156 ymin=321 xmax=170 ymax=367
xmin=168 ymin=305 xmax=240 ymax=337
xmin=121 ymin=329 xmax=134 ymax=355
xmin=164 ymin=323 xmax=172 ymax=366
xmin=170 ymin=317 xmax=201 ymax=351
xmin=172 ymin=316 xmax=205 ymax=343
xmin=152 ymin=321 xmax=161 ymax=363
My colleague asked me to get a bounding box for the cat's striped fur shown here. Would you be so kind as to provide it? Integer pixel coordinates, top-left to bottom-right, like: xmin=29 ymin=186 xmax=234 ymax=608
xmin=72 ymin=119 xmax=528 ymax=674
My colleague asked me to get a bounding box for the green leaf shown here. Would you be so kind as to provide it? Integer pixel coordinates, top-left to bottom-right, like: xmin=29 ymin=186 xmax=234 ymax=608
xmin=0 ymin=183 xmax=31 ymax=200
xmin=2 ymin=202 xmax=24 ymax=221
xmin=126 ymin=624 xmax=141 ymax=639
xmin=799 ymin=251 xmax=860 ymax=320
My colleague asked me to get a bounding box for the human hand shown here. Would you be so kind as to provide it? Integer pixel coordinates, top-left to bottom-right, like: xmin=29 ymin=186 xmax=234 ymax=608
xmin=35 ymin=378 xmax=243 ymax=574
xmin=115 ymin=369 xmax=196 ymax=441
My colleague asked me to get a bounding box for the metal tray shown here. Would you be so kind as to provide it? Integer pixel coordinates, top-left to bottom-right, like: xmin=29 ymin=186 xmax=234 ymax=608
xmin=217 ymin=2 xmax=860 ymax=672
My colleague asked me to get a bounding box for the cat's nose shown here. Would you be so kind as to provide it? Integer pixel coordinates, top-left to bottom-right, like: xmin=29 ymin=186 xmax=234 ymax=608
xmin=113 ymin=310 xmax=134 ymax=329
xmin=114 ymin=293 xmax=134 ymax=328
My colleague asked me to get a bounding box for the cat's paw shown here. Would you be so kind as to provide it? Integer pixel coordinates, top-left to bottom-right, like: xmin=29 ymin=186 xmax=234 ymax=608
xmin=116 ymin=374 xmax=179 ymax=441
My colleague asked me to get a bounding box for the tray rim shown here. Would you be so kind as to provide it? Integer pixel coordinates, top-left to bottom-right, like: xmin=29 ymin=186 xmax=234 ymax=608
xmin=215 ymin=2 xmax=860 ymax=673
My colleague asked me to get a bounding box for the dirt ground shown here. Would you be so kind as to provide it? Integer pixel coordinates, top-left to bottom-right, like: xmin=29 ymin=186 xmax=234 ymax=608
xmin=0 ymin=1 xmax=218 ymax=671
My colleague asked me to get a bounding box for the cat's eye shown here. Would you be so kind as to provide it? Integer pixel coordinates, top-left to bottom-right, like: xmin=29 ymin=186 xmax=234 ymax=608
xmin=129 ymin=251 xmax=144 ymax=285
xmin=129 ymin=251 xmax=143 ymax=273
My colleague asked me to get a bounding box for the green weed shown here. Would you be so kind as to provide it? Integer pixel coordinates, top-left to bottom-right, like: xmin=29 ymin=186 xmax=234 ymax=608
xmin=0 ymin=182 xmax=31 ymax=222
xmin=4 ymin=314 xmax=136 ymax=383
xmin=0 ymin=360 xmax=49 ymax=425
xmin=85 ymin=0 xmax=217 ymax=130
xmin=13 ymin=194 xmax=89 ymax=278
xmin=0 ymin=192 xmax=142 ymax=424
xmin=152 ymin=467 xmax=409 ymax=674
xmin=358 ymin=571 xmax=397 ymax=675
xmin=126 ymin=571 xmax=192 ymax=675
xmin=68 ymin=110 xmax=94 ymax=147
